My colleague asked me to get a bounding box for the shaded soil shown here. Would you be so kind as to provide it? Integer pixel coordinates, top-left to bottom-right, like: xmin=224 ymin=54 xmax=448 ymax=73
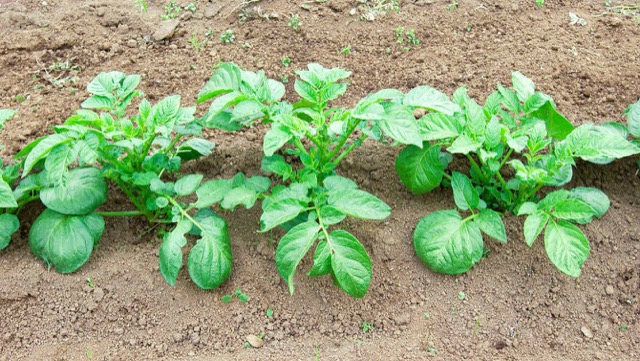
xmin=1 ymin=0 xmax=639 ymax=359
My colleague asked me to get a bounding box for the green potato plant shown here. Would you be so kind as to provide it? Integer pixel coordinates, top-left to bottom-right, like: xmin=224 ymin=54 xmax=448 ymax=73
xmin=0 ymin=109 xmax=23 ymax=250
xmin=15 ymin=72 xmax=254 ymax=289
xmin=197 ymin=62 xmax=424 ymax=298
xmin=623 ymin=98 xmax=640 ymax=168
xmin=396 ymin=72 xmax=640 ymax=277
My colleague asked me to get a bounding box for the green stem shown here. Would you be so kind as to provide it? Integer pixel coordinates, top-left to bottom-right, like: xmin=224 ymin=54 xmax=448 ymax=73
xmin=524 ymin=183 xmax=544 ymax=202
xmin=168 ymin=197 xmax=204 ymax=234
xmin=314 ymin=203 xmax=333 ymax=251
xmin=498 ymin=148 xmax=514 ymax=171
xmin=465 ymin=154 xmax=489 ymax=183
xmin=326 ymin=120 xmax=360 ymax=161
xmin=99 ymin=150 xmax=135 ymax=174
xmin=443 ymin=173 xmax=452 ymax=181
xmin=496 ymin=172 xmax=513 ymax=199
xmin=162 ymin=134 xmax=183 ymax=156
xmin=293 ymin=138 xmax=309 ymax=155
xmin=334 ymin=134 xmax=368 ymax=165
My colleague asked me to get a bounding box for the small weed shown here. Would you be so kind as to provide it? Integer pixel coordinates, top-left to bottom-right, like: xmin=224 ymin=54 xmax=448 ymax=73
xmin=281 ymin=57 xmax=292 ymax=67
xmin=15 ymin=95 xmax=26 ymax=103
xmin=422 ymin=312 xmax=430 ymax=318
xmin=242 ymin=42 xmax=252 ymax=49
xmin=340 ymin=45 xmax=351 ymax=55
xmin=315 ymin=344 xmax=320 ymax=360
xmin=204 ymin=29 xmax=215 ymax=38
xmin=619 ymin=324 xmax=628 ymax=331
xmin=220 ymin=29 xmax=236 ymax=43
xmin=457 ymin=291 xmax=466 ymax=300
xmin=235 ymin=288 xmax=249 ymax=302
xmin=473 ymin=316 xmax=481 ymax=335
xmin=162 ymin=0 xmax=181 ymax=20
xmin=361 ymin=321 xmax=374 ymax=333
xmin=243 ymin=341 xmax=251 ymax=348
xmin=358 ymin=0 xmax=400 ymax=22
xmin=447 ymin=0 xmax=459 ymax=11
xmin=385 ymin=47 xmax=391 ymax=55
xmin=221 ymin=295 xmax=233 ymax=303
xmin=465 ymin=23 xmax=474 ymax=31
xmin=281 ymin=74 xmax=289 ymax=83
xmin=395 ymin=27 xmax=420 ymax=51
xmin=536 ymin=0 xmax=544 ymax=7
xmin=426 ymin=347 xmax=437 ymax=355
xmin=86 ymin=277 xmax=95 ymax=288
xmin=288 ymin=14 xmax=302 ymax=30
xmin=190 ymin=32 xmax=207 ymax=53
xmin=266 ymin=308 xmax=274 ymax=317
xmin=134 ymin=0 xmax=147 ymax=12
xmin=184 ymin=2 xmax=196 ymax=13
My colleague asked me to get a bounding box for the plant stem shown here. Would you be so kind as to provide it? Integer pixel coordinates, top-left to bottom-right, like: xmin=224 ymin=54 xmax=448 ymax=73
xmin=168 ymin=197 xmax=204 ymax=234
xmin=293 ymin=138 xmax=309 ymax=155
xmin=465 ymin=154 xmax=489 ymax=183
xmin=334 ymin=134 xmax=368 ymax=165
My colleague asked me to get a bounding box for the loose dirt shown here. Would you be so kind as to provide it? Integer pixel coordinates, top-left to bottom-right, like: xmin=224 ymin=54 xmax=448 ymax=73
xmin=1 ymin=0 xmax=639 ymax=360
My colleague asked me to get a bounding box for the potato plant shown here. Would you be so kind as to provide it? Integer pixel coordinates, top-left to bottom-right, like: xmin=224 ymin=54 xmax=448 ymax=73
xmin=623 ymin=98 xmax=640 ymax=167
xmin=396 ymin=73 xmax=640 ymax=277
xmin=0 ymin=109 xmax=23 ymax=250
xmin=13 ymin=72 xmax=254 ymax=289
xmin=197 ymin=63 xmax=424 ymax=298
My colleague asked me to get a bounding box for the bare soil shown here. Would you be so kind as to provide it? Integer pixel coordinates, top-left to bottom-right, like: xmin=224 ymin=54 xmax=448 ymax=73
xmin=1 ymin=0 xmax=639 ymax=360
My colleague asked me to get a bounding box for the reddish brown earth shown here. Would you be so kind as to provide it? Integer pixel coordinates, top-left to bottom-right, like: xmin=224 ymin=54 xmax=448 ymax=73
xmin=1 ymin=0 xmax=639 ymax=360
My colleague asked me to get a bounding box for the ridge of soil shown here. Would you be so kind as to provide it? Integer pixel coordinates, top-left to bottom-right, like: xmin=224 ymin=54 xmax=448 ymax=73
xmin=1 ymin=1 xmax=639 ymax=360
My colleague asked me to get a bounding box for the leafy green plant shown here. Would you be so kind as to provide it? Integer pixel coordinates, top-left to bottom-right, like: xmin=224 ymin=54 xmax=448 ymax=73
xmin=0 ymin=109 xmax=23 ymax=251
xmin=190 ymin=32 xmax=207 ymax=53
xmin=134 ymin=0 xmax=148 ymax=12
xmin=197 ymin=62 xmax=423 ymax=297
xmin=15 ymin=72 xmax=250 ymax=289
xmin=536 ymin=0 xmax=544 ymax=7
xmin=281 ymin=57 xmax=292 ymax=68
xmin=624 ymin=98 xmax=640 ymax=168
xmin=340 ymin=45 xmax=351 ymax=55
xmin=288 ymin=14 xmax=301 ymax=30
xmin=396 ymin=72 xmax=640 ymax=277
xmin=220 ymin=29 xmax=236 ymax=43
xmin=162 ymin=0 xmax=181 ymax=20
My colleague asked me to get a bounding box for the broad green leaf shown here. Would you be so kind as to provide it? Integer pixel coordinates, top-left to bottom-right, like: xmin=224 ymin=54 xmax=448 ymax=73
xmin=404 ymin=86 xmax=461 ymax=116
xmin=29 ymin=210 xmax=104 ymax=273
xmin=308 ymin=241 xmax=331 ymax=277
xmin=294 ymin=80 xmax=318 ymax=103
xmin=87 ymin=72 xmax=120 ymax=96
xmin=244 ymin=176 xmax=270 ymax=193
xmin=187 ymin=215 xmax=233 ymax=289
xmin=447 ymin=134 xmax=482 ymax=154
xmin=176 ymin=138 xmax=215 ymax=161
xmin=517 ymin=202 xmax=538 ymax=215
xmin=506 ymin=134 xmax=528 ymax=153
xmin=197 ymin=63 xmax=242 ymax=103
xmin=276 ymin=221 xmax=321 ymax=294
xmin=484 ymin=116 xmax=502 ymax=149
xmin=451 ymin=172 xmax=479 ymax=211
xmin=261 ymin=155 xmax=292 ymax=179
xmin=260 ymin=198 xmax=307 ymax=232
xmin=512 ymin=72 xmax=536 ymax=102
xmin=0 ymin=214 xmax=19 ymax=250
xmin=263 ymin=123 xmax=293 ymax=156
xmin=475 ymin=209 xmax=507 ymax=243
xmin=321 ymin=83 xmax=347 ymax=102
xmin=523 ymin=212 xmax=549 ymax=246
xmin=40 ymin=167 xmax=107 ymax=215
xmin=0 ymin=109 xmax=17 ymax=127
xmin=151 ymin=95 xmax=181 ymax=124
xmin=395 ymin=143 xmax=444 ymax=194
xmin=174 ymin=174 xmax=204 ymax=196
xmin=599 ymin=121 xmax=628 ymax=139
xmin=574 ymin=125 xmax=640 ymax=163
xmin=552 ymin=199 xmax=598 ymax=223
xmin=376 ymin=103 xmax=422 ymax=147
xmin=329 ymin=230 xmax=372 ymax=299
xmin=194 ymin=179 xmax=233 ymax=208
xmin=529 ymin=101 xmax=574 ymax=140
xmin=220 ymin=187 xmax=258 ymax=210
xmin=544 ymin=220 xmax=589 ymax=278
xmin=159 ymin=220 xmax=192 ymax=286
xmin=464 ymin=99 xmax=486 ymax=137
xmin=323 ymin=175 xmax=357 ymax=192
xmin=413 ymin=210 xmax=483 ymax=274
xmin=625 ymin=99 xmax=640 ymax=137
xmin=81 ymin=96 xmax=113 ymax=110
xmin=327 ymin=189 xmax=390 ymax=220
xmin=497 ymin=84 xmax=521 ymax=113
xmin=22 ymin=133 xmax=71 ymax=177
xmin=319 ymin=205 xmax=346 ymax=226
xmin=569 ymin=187 xmax=610 ymax=218
xmin=417 ymin=113 xmax=463 ymax=140
xmin=0 ymin=179 xmax=17 ymax=208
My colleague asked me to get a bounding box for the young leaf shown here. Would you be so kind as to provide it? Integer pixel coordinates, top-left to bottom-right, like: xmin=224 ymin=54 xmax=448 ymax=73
xmin=187 ymin=215 xmax=233 ymax=289
xmin=194 ymin=179 xmax=233 ymax=208
xmin=176 ymin=138 xmax=215 ymax=161
xmin=568 ymin=187 xmax=610 ymax=219
xmin=308 ymin=241 xmax=331 ymax=277
xmin=329 ymin=230 xmax=372 ymax=299
xmin=0 ymin=179 xmax=18 ymax=208
xmin=475 ymin=209 xmax=507 ymax=243
xmin=327 ymin=189 xmax=391 ymax=220
xmin=319 ymin=205 xmax=346 ymax=226
xmin=29 ymin=210 xmax=104 ymax=273
xmin=417 ymin=113 xmax=463 ymax=141
xmin=451 ymin=172 xmax=479 ymax=211
xmin=413 ymin=210 xmax=483 ymax=275
xmin=260 ymin=198 xmax=307 ymax=232
xmin=262 ymin=155 xmax=293 ymax=179
xmin=395 ymin=143 xmax=444 ymax=194
xmin=551 ymin=199 xmax=598 ymax=224
xmin=403 ymin=86 xmax=461 ymax=116
xmin=159 ymin=220 xmax=192 ymax=286
xmin=323 ymin=176 xmax=357 ymax=192
xmin=523 ymin=212 xmax=549 ymax=246
xmin=275 ymin=221 xmax=321 ymax=294
xmin=40 ymin=167 xmax=108 ymax=215
xmin=0 ymin=214 xmax=20 ymax=250
xmin=220 ymin=187 xmax=259 ymax=210
xmin=174 ymin=174 xmax=204 ymax=196
xmin=529 ymin=101 xmax=574 ymax=140
xmin=197 ymin=63 xmax=242 ymax=104
xmin=447 ymin=134 xmax=482 ymax=154
xmin=544 ymin=220 xmax=589 ymax=278
xmin=22 ymin=134 xmax=70 ymax=177
xmin=511 ymin=72 xmax=536 ymax=102
xmin=263 ymin=123 xmax=293 ymax=156
xmin=375 ymin=103 xmax=422 ymax=147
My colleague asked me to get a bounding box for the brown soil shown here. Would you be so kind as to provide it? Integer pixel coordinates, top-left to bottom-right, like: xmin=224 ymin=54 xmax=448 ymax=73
xmin=1 ymin=0 xmax=640 ymax=360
